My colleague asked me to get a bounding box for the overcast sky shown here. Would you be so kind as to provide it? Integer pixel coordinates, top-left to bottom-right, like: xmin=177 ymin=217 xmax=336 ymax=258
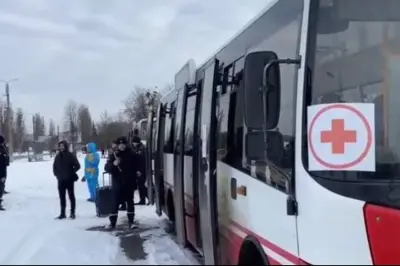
xmin=0 ymin=0 xmax=267 ymax=131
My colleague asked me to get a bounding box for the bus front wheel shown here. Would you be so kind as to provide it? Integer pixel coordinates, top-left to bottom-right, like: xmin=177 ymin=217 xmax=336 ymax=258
xmin=238 ymin=236 xmax=269 ymax=265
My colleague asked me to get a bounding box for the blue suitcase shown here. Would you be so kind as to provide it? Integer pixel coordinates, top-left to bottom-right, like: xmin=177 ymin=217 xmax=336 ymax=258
xmin=96 ymin=172 xmax=113 ymax=217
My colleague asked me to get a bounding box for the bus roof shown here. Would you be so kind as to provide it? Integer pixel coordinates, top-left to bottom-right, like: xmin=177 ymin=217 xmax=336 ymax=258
xmin=162 ymin=0 xmax=281 ymax=101
xmin=160 ymin=85 xmax=179 ymax=103
xmin=196 ymin=0 xmax=278 ymax=71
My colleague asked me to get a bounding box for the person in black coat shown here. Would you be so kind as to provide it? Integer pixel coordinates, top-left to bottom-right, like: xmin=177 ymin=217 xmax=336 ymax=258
xmin=53 ymin=140 xmax=81 ymax=219
xmin=0 ymin=135 xmax=10 ymax=211
xmin=132 ymin=134 xmax=147 ymax=205
xmin=107 ymin=140 xmax=126 ymax=211
xmin=104 ymin=136 xmax=137 ymax=230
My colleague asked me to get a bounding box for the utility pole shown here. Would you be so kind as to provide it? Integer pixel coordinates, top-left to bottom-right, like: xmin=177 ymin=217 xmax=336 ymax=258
xmin=0 ymin=78 xmax=18 ymax=159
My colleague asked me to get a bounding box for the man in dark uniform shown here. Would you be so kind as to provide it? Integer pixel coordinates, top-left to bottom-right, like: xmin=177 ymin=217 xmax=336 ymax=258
xmin=132 ymin=130 xmax=147 ymax=205
xmin=0 ymin=135 xmax=10 ymax=210
xmin=104 ymin=136 xmax=137 ymax=230
xmin=106 ymin=140 xmax=127 ymax=211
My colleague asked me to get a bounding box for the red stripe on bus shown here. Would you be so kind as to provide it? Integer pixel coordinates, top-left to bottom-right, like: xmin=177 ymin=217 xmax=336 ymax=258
xmin=230 ymin=221 xmax=307 ymax=265
xmin=220 ymin=224 xmax=280 ymax=265
xmin=163 ymin=181 xmax=309 ymax=265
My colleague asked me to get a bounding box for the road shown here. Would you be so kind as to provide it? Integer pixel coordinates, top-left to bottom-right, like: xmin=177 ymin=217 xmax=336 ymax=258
xmin=0 ymin=155 xmax=197 ymax=265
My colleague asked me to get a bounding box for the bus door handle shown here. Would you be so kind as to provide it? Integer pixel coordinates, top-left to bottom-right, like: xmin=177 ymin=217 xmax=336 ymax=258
xmin=230 ymin=177 xmax=247 ymax=200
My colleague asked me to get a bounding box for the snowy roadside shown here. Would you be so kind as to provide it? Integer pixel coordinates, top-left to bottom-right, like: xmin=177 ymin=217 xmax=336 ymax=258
xmin=88 ymin=205 xmax=200 ymax=265
xmin=0 ymin=155 xmax=198 ymax=265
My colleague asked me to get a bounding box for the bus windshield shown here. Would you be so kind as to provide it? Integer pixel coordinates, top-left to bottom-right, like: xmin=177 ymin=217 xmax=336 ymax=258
xmin=307 ymin=0 xmax=400 ymax=181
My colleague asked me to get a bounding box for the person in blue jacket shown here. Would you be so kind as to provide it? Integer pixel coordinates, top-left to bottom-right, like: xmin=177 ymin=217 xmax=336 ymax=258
xmin=83 ymin=142 xmax=100 ymax=202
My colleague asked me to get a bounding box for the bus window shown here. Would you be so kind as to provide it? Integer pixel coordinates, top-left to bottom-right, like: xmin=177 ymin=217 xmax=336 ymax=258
xmin=243 ymin=0 xmax=302 ymax=188
xmin=217 ymin=94 xmax=230 ymax=161
xmin=164 ymin=101 xmax=175 ymax=154
xmin=306 ymin=0 xmax=400 ymax=207
xmin=184 ymin=96 xmax=196 ymax=156
xmin=174 ymin=90 xmax=184 ymax=154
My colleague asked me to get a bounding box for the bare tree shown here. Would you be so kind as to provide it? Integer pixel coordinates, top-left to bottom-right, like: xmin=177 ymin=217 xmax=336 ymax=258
xmin=0 ymin=101 xmax=14 ymax=142
xmin=33 ymin=113 xmax=45 ymax=141
xmin=48 ymin=119 xmax=58 ymax=150
xmin=123 ymin=85 xmax=167 ymax=123
xmin=40 ymin=116 xmax=46 ymax=137
xmin=48 ymin=119 xmax=56 ymax=136
xmin=123 ymin=86 xmax=149 ymax=123
xmin=95 ymin=110 xmax=129 ymax=149
xmin=63 ymin=100 xmax=79 ymax=152
xmin=14 ymin=108 xmax=25 ymax=152
xmin=78 ymin=104 xmax=93 ymax=143
xmin=0 ymin=100 xmax=51 ymax=152
xmin=0 ymin=100 xmax=8 ymax=134
xmin=91 ymin=123 xmax=98 ymax=143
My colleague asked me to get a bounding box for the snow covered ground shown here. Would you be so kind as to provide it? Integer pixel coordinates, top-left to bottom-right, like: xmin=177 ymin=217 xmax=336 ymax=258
xmin=0 ymin=155 xmax=198 ymax=265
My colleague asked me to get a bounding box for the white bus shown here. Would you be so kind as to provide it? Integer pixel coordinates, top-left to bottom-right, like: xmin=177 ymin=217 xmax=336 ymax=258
xmin=146 ymin=0 xmax=400 ymax=264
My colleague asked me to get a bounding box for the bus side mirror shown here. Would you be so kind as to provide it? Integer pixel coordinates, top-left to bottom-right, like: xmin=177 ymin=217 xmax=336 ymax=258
xmin=245 ymin=131 xmax=284 ymax=164
xmin=243 ymin=51 xmax=281 ymax=130
xmin=244 ymin=51 xmax=300 ymax=131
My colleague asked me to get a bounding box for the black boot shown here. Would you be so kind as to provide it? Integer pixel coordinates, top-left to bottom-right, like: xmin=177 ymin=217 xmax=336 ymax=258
xmin=70 ymin=210 xmax=76 ymax=219
xmin=0 ymin=201 xmax=5 ymax=211
xmin=127 ymin=212 xmax=135 ymax=228
xmin=105 ymin=223 xmax=116 ymax=231
xmin=128 ymin=222 xmax=137 ymax=229
xmin=106 ymin=215 xmax=117 ymax=231
xmin=56 ymin=211 xmax=66 ymax=219
xmin=135 ymin=200 xmax=146 ymax=205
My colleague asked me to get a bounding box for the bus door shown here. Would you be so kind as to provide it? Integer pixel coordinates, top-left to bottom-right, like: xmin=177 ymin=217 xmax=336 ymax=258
xmin=180 ymin=83 xmax=201 ymax=251
xmin=174 ymin=88 xmax=187 ymax=246
xmin=153 ymin=104 xmax=166 ymax=216
xmin=146 ymin=109 xmax=156 ymax=206
xmin=197 ymin=59 xmax=220 ymax=264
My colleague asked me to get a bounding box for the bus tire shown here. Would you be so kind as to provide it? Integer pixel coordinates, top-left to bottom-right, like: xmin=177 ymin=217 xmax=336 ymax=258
xmin=237 ymin=236 xmax=269 ymax=265
xmin=167 ymin=190 xmax=175 ymax=222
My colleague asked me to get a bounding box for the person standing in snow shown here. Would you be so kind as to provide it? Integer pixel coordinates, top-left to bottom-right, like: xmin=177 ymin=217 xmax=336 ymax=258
xmin=131 ymin=130 xmax=147 ymax=205
xmin=2 ymin=142 xmax=9 ymax=195
xmin=82 ymin=142 xmax=100 ymax=202
xmin=107 ymin=140 xmax=126 ymax=211
xmin=104 ymin=136 xmax=137 ymax=230
xmin=0 ymin=135 xmax=10 ymax=211
xmin=53 ymin=140 xmax=81 ymax=219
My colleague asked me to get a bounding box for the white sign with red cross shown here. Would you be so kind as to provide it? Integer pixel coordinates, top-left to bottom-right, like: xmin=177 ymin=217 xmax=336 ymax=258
xmin=307 ymin=103 xmax=375 ymax=172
